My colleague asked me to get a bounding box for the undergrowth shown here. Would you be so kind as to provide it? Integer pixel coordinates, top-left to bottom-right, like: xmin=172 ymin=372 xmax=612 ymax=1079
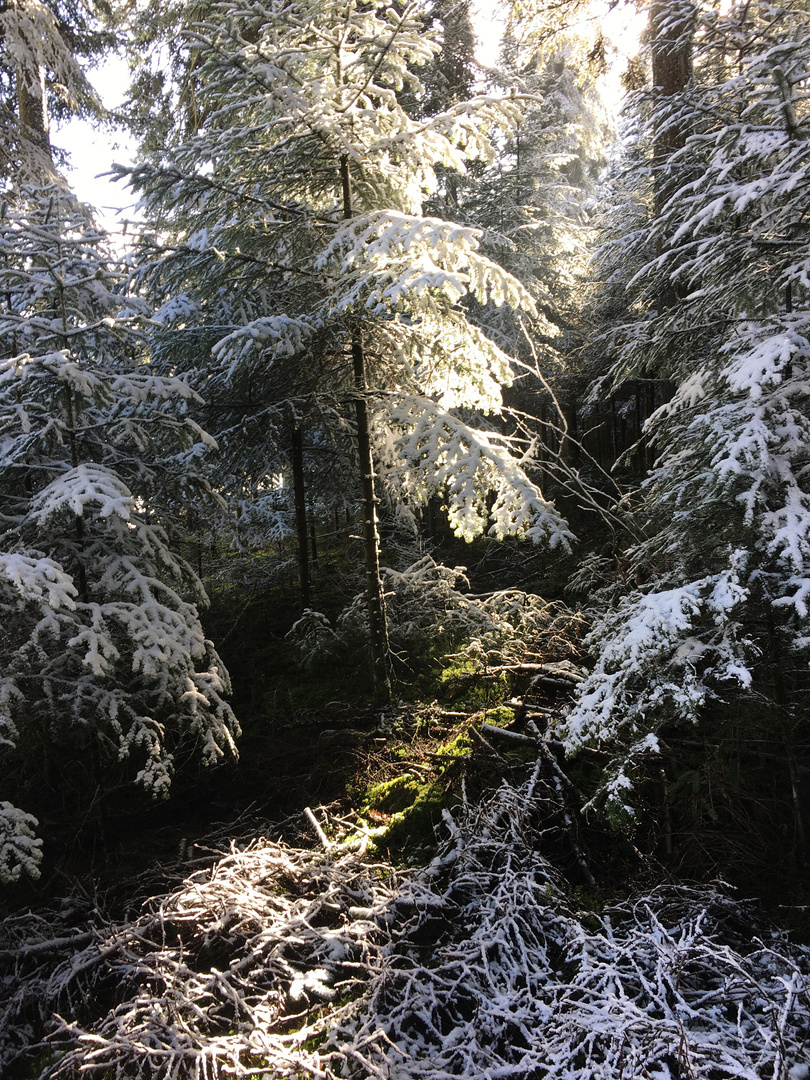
xmin=1 ymin=762 xmax=808 ymax=1080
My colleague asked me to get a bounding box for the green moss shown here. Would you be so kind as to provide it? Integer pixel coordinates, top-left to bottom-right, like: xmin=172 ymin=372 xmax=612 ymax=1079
xmin=363 ymin=774 xmax=422 ymax=814
xmin=439 ymin=659 xmax=478 ymax=685
xmin=482 ymin=706 xmax=515 ymax=728
xmin=373 ymin=781 xmax=449 ymax=851
xmin=348 ymin=773 xmax=455 ymax=860
xmin=435 ymin=729 xmax=472 ymax=763
xmin=440 ymin=665 xmax=512 ymax=709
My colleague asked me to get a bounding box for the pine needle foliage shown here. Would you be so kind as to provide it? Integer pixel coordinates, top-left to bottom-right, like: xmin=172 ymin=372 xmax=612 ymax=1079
xmin=566 ymin=1 xmax=810 ymax=822
xmin=0 ymin=186 xmax=239 ymax=882
xmin=124 ymin=0 xmax=573 ymax=552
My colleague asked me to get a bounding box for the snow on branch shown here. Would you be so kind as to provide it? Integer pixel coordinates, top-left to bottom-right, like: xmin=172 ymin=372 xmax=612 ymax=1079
xmin=643 ymin=312 xmax=810 ymax=617
xmin=562 ymin=552 xmax=755 ymax=817
xmin=318 ymin=211 xmax=536 ymax=317
xmin=211 ymin=314 xmax=321 ymax=377
xmin=0 ymin=2 xmax=99 ymax=115
xmin=375 ymin=93 xmax=526 ymax=167
xmin=374 ymin=395 xmax=572 ymax=546
xmin=0 ymin=801 xmax=42 ymax=883
xmin=0 ymin=552 xmax=77 ymax=611
xmin=369 ymin=307 xmax=520 ymax=413
xmin=31 ymin=464 xmax=133 ymax=523
xmin=302 ymin=554 xmax=584 ymax=669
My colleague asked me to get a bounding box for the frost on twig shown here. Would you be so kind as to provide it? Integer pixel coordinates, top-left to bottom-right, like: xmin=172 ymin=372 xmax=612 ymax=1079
xmin=0 ymin=771 xmax=808 ymax=1079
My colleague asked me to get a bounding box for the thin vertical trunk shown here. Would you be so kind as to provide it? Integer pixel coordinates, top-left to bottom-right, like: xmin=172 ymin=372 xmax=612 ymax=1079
xmin=18 ymin=76 xmax=51 ymax=158
xmin=64 ymin=388 xmax=89 ymax=604
xmin=650 ymin=0 xmax=695 ymax=318
xmin=650 ymin=0 xmax=694 ymax=220
xmin=291 ymin=424 xmax=311 ymax=610
xmin=16 ymin=42 xmax=54 ymax=177
xmin=764 ymin=601 xmax=806 ymax=859
xmin=57 ymin=240 xmax=89 ymax=604
xmin=340 ymin=154 xmax=392 ymax=704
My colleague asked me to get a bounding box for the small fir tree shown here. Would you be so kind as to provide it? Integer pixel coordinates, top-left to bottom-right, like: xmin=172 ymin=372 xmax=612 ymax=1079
xmin=0 ymin=186 xmax=239 ymax=882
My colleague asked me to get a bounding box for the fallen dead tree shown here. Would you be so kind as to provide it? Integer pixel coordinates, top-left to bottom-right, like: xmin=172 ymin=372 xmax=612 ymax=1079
xmin=0 ymin=763 xmax=808 ymax=1079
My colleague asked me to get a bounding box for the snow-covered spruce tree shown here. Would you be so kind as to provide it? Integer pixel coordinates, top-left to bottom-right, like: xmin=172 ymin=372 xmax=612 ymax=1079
xmin=0 ymin=0 xmax=113 ymax=182
xmin=0 ymin=185 xmax=239 ymax=883
xmin=425 ymin=0 xmax=607 ymax=340
xmin=125 ymin=0 xmax=573 ymax=703
xmin=452 ymin=0 xmax=611 ymax=478
xmin=564 ymin=1 xmax=810 ymax=834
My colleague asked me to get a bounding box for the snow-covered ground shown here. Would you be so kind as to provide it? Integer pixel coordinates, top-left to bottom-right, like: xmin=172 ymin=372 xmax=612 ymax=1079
xmin=2 ymin=763 xmax=807 ymax=1079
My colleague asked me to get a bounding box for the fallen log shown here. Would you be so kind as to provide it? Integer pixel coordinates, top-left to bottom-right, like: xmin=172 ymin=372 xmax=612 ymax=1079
xmin=469 ymin=726 xmax=509 ymax=763
xmin=480 ymin=724 xmax=538 ymax=747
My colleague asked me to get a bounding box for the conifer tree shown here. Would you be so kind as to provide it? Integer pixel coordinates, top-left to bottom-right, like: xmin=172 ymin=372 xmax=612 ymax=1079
xmin=565 ymin=1 xmax=810 ymax=834
xmin=0 ymin=0 xmax=113 ymax=181
xmin=422 ymin=0 xmax=613 ymax=502
xmin=126 ymin=0 xmax=574 ymax=702
xmin=0 ymin=185 xmax=240 ymax=882
xmin=0 ymin=1 xmax=240 ymax=882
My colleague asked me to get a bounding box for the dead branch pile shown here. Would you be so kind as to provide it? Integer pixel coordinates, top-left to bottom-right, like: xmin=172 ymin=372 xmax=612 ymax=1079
xmin=1 ymin=765 xmax=808 ymax=1080
xmin=328 ymin=768 xmax=810 ymax=1079
xmin=0 ymin=834 xmax=401 ymax=1079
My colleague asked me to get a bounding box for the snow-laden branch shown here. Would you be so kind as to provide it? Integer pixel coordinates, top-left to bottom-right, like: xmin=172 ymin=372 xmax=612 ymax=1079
xmin=0 ymin=552 xmax=77 ymax=611
xmin=0 ymin=801 xmax=42 ymax=883
xmin=294 ymin=554 xmax=585 ymax=670
xmin=562 ymin=551 xmax=754 ymax=816
xmin=318 ymin=211 xmax=536 ymax=317
xmin=374 ymin=394 xmax=573 ymax=546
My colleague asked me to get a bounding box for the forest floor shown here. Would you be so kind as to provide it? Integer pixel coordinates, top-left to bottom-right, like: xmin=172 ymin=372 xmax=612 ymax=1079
xmin=3 ymin=533 xmax=810 ymax=1079
xmin=2 ymin=658 xmax=810 ymax=1079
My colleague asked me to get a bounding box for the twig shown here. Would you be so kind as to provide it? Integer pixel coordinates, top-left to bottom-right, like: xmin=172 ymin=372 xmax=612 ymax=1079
xmin=303 ymin=806 xmax=332 ymax=852
xmin=469 ymin=726 xmax=509 ymax=763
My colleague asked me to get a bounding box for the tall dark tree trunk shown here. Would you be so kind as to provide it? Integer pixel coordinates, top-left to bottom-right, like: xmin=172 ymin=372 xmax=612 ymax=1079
xmin=15 ymin=38 xmax=53 ymax=170
xmin=61 ymin=283 xmax=89 ymax=604
xmin=340 ymin=154 xmax=392 ymax=704
xmin=640 ymin=0 xmax=695 ymax=445
xmin=18 ymin=80 xmax=50 ymax=158
xmin=291 ymin=424 xmax=311 ymax=610
xmin=650 ymin=0 xmax=694 ymax=322
xmin=650 ymin=0 xmax=694 ymax=221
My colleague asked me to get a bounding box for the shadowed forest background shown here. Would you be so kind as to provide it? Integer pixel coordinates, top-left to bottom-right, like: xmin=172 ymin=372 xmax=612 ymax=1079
xmin=1 ymin=1 xmax=809 ymax=1077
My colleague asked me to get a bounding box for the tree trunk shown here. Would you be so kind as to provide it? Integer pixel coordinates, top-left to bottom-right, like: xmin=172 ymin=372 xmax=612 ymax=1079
xmin=291 ymin=424 xmax=311 ymax=610
xmin=18 ymin=75 xmax=50 ymax=158
xmin=650 ymin=0 xmax=694 ymax=221
xmin=15 ymin=37 xmax=54 ymax=178
xmin=646 ymin=0 xmax=695 ymax=426
xmin=340 ymin=154 xmax=392 ymax=704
